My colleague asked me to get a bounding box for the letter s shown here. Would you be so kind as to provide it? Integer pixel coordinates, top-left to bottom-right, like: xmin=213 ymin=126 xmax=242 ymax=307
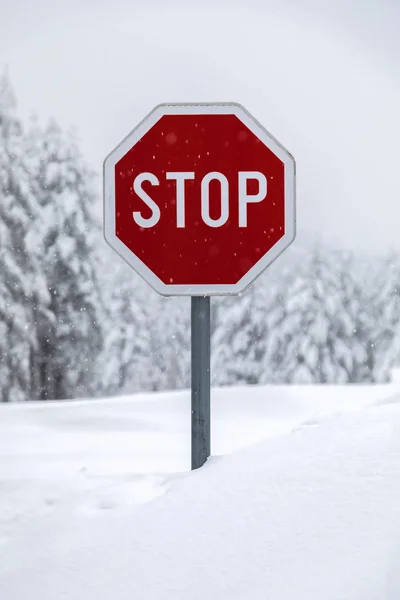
xmin=133 ymin=173 xmax=160 ymax=228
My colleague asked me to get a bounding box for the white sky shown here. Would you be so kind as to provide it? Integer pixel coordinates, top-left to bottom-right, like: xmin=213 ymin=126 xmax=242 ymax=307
xmin=1 ymin=0 xmax=399 ymax=253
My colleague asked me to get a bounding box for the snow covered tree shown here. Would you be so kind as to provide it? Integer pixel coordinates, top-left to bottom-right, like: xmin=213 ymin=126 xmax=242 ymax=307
xmin=257 ymin=267 xmax=301 ymax=384
xmin=212 ymin=243 xmax=313 ymax=386
xmin=0 ymin=71 xmax=50 ymax=402
xmin=212 ymin=281 xmax=271 ymax=386
xmin=212 ymin=295 xmax=249 ymax=386
xmin=98 ymin=252 xmax=192 ymax=395
xmin=372 ymin=251 xmax=400 ymax=382
xmin=335 ymin=251 xmax=376 ymax=382
xmin=212 ymin=239 xmax=376 ymax=387
xmin=26 ymin=119 xmax=105 ymax=399
xmin=101 ymin=265 xmax=155 ymax=394
xmin=261 ymin=243 xmax=373 ymax=384
xmin=151 ymin=296 xmax=191 ymax=391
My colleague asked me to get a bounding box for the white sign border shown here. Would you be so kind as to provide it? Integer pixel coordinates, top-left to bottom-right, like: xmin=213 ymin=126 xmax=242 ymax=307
xmin=104 ymin=102 xmax=296 ymax=296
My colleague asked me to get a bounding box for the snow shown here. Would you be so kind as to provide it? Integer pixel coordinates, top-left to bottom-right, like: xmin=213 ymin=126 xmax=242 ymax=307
xmin=0 ymin=383 xmax=399 ymax=598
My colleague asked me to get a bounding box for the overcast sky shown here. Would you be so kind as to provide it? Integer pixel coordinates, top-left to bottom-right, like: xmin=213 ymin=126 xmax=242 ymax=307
xmin=1 ymin=0 xmax=399 ymax=253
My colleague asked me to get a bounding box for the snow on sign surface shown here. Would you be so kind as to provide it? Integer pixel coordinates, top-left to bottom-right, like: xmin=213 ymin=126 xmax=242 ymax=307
xmin=1 ymin=385 xmax=400 ymax=599
xmin=103 ymin=103 xmax=296 ymax=296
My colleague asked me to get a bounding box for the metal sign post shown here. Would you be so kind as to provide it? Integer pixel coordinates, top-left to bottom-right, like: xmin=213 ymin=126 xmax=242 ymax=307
xmin=191 ymin=296 xmax=211 ymax=470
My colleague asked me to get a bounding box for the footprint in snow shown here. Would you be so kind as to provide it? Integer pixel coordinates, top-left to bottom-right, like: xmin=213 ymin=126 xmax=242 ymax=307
xmin=75 ymin=475 xmax=171 ymax=518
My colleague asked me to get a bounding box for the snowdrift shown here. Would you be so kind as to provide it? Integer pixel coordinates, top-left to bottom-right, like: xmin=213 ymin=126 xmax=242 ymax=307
xmin=1 ymin=385 xmax=399 ymax=599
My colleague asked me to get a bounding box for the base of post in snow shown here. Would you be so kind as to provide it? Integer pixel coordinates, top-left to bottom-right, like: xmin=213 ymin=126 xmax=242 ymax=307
xmin=191 ymin=296 xmax=211 ymax=470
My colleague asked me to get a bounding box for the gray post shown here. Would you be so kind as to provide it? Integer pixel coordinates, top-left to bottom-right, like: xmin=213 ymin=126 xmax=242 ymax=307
xmin=191 ymin=296 xmax=211 ymax=470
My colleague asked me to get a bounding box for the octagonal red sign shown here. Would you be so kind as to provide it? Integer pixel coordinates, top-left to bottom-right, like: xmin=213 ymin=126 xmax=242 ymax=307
xmin=104 ymin=103 xmax=295 ymax=296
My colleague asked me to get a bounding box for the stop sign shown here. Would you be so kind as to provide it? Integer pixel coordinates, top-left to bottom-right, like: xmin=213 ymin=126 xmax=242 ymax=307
xmin=104 ymin=103 xmax=295 ymax=295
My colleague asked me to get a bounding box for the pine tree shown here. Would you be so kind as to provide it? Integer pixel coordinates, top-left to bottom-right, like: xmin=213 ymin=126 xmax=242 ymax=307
xmin=261 ymin=243 xmax=372 ymax=384
xmin=336 ymin=251 xmax=376 ymax=382
xmin=212 ymin=283 xmax=268 ymax=386
xmin=0 ymin=72 xmax=50 ymax=402
xmin=372 ymin=251 xmax=400 ymax=382
xmin=101 ymin=266 xmax=154 ymax=394
xmin=26 ymin=119 xmax=105 ymax=399
xmin=258 ymin=266 xmax=300 ymax=384
xmin=210 ymin=239 xmax=376 ymax=388
xmin=153 ymin=296 xmax=191 ymax=391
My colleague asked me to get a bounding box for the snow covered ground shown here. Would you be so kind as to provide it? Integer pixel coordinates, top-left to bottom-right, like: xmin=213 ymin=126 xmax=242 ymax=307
xmin=0 ymin=383 xmax=399 ymax=599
